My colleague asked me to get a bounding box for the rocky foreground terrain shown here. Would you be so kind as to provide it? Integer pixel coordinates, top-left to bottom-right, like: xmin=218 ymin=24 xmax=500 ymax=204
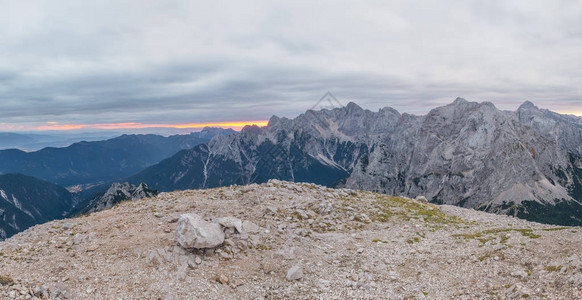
xmin=1 ymin=180 xmax=581 ymax=299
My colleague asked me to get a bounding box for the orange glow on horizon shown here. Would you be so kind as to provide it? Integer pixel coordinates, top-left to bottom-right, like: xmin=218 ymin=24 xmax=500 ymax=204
xmin=556 ymin=110 xmax=582 ymax=117
xmin=25 ymin=120 xmax=269 ymax=132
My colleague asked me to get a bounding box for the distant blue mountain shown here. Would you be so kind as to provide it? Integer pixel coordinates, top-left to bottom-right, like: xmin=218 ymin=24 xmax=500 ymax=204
xmin=0 ymin=173 xmax=75 ymax=240
xmin=0 ymin=127 xmax=236 ymax=187
xmin=0 ymin=132 xmax=120 ymax=151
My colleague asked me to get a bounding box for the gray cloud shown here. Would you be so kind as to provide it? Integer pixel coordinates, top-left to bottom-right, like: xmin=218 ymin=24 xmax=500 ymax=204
xmin=1 ymin=0 xmax=581 ymax=130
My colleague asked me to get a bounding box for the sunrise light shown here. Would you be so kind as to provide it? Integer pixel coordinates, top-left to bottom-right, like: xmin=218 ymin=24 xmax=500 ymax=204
xmin=20 ymin=120 xmax=270 ymax=132
xmin=556 ymin=110 xmax=582 ymax=117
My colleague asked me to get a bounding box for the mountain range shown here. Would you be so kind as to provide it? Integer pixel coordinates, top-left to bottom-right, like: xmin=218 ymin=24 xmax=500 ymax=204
xmin=0 ymin=127 xmax=234 ymax=239
xmin=0 ymin=127 xmax=235 ymax=187
xmin=2 ymin=98 xmax=582 ymax=240
xmin=129 ymin=98 xmax=582 ymax=225
xmin=0 ymin=132 xmax=121 ymax=151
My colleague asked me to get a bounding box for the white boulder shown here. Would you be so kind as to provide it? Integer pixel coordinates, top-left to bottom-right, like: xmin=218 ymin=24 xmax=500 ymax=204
xmin=176 ymin=214 xmax=225 ymax=249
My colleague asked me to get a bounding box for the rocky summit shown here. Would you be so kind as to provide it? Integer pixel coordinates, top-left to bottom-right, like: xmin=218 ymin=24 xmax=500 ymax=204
xmin=1 ymin=180 xmax=581 ymax=299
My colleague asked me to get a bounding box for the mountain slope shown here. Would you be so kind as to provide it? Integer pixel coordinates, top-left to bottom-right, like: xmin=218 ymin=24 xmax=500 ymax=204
xmin=0 ymin=127 xmax=235 ymax=187
xmin=128 ymin=128 xmax=352 ymax=191
xmin=0 ymin=174 xmax=75 ymax=240
xmin=128 ymin=99 xmax=582 ymax=225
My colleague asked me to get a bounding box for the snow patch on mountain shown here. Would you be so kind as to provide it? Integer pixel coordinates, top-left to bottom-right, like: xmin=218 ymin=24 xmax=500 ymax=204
xmin=0 ymin=189 xmax=9 ymax=203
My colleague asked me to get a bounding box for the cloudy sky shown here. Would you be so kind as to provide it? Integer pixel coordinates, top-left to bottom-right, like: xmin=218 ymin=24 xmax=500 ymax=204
xmin=1 ymin=0 xmax=581 ymax=132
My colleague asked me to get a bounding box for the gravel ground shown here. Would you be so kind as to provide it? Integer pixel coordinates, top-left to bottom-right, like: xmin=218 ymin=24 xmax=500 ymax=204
xmin=1 ymin=180 xmax=581 ymax=299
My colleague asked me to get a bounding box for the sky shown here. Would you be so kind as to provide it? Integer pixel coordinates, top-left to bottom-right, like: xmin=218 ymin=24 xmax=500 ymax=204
xmin=1 ymin=0 xmax=581 ymax=133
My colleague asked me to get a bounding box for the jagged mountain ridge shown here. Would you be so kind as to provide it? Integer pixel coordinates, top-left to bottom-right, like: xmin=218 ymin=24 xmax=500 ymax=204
xmin=76 ymin=182 xmax=158 ymax=215
xmin=0 ymin=127 xmax=236 ymax=187
xmin=0 ymin=174 xmax=75 ymax=240
xmin=130 ymin=98 xmax=582 ymax=225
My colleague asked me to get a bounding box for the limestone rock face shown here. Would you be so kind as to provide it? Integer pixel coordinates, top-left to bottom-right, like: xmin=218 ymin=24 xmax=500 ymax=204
xmin=82 ymin=182 xmax=158 ymax=214
xmin=176 ymin=214 xmax=225 ymax=249
xmin=130 ymin=98 xmax=582 ymax=225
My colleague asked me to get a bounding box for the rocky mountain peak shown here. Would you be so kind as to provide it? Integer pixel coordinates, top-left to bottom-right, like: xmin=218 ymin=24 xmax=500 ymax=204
xmin=518 ymin=100 xmax=538 ymax=110
xmin=267 ymin=115 xmax=281 ymax=127
xmin=240 ymin=124 xmax=262 ymax=134
xmin=453 ymin=97 xmax=469 ymax=105
xmin=82 ymin=182 xmax=158 ymax=214
xmin=132 ymin=182 xmax=157 ymax=199
xmin=192 ymin=127 xmax=237 ymax=139
xmin=344 ymin=101 xmax=364 ymax=113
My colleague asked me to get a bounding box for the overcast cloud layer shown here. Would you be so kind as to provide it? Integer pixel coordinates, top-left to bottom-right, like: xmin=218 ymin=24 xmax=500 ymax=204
xmin=1 ymin=0 xmax=581 ymax=130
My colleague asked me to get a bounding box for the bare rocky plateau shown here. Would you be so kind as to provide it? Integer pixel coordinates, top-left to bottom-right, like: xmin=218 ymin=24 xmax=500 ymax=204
xmin=1 ymin=180 xmax=581 ymax=299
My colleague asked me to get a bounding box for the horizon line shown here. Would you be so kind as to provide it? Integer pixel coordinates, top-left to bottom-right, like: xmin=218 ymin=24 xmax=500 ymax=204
xmin=0 ymin=120 xmax=270 ymax=132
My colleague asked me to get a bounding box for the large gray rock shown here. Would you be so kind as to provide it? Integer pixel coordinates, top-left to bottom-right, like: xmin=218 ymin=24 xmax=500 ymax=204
xmin=286 ymin=265 xmax=304 ymax=281
xmin=215 ymin=216 xmax=242 ymax=233
xmin=176 ymin=214 xmax=225 ymax=249
xmin=242 ymin=220 xmax=260 ymax=234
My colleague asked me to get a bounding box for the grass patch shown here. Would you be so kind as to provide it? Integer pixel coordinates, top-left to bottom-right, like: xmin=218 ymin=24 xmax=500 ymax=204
xmin=0 ymin=274 xmax=14 ymax=285
xmin=372 ymin=239 xmax=388 ymax=244
xmin=514 ymin=229 xmax=541 ymax=239
xmin=371 ymin=195 xmax=466 ymax=225
xmin=453 ymin=228 xmax=541 ymax=244
xmin=541 ymin=227 xmax=570 ymax=231
xmin=544 ymin=265 xmax=562 ymax=272
xmin=256 ymin=245 xmax=272 ymax=251
xmin=406 ymin=237 xmax=421 ymax=244
xmin=500 ymin=234 xmax=510 ymax=244
xmin=479 ymin=250 xmax=505 ymax=262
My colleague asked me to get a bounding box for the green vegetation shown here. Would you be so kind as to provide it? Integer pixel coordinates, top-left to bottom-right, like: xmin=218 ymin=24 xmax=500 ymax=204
xmin=406 ymin=237 xmax=421 ymax=244
xmin=371 ymin=195 xmax=466 ymax=225
xmin=513 ymin=229 xmax=541 ymax=239
xmin=479 ymin=250 xmax=505 ymax=262
xmin=0 ymin=274 xmax=14 ymax=285
xmin=544 ymin=265 xmax=562 ymax=272
xmin=541 ymin=227 xmax=569 ymax=231
xmin=453 ymin=227 xmax=540 ymax=245
xmin=517 ymin=200 xmax=582 ymax=227
xmin=256 ymin=244 xmax=272 ymax=251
